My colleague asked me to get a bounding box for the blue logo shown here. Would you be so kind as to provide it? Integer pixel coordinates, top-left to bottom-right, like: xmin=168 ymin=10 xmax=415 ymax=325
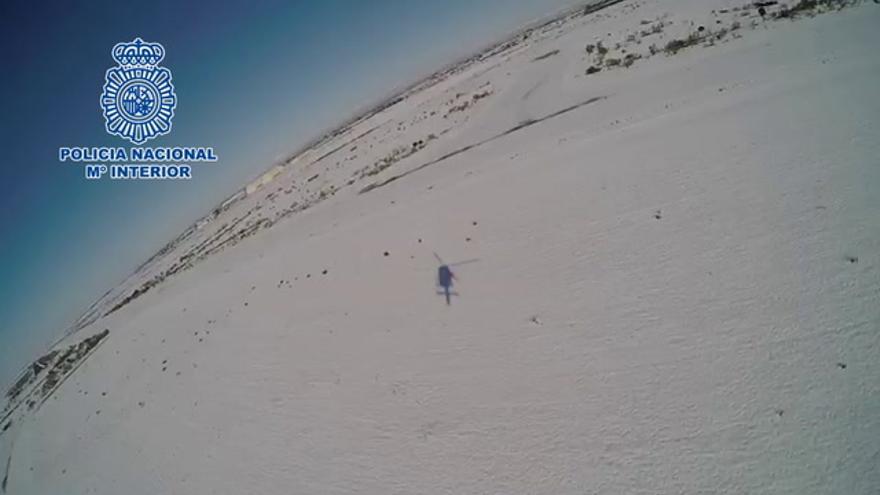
xmin=100 ymin=38 xmax=177 ymax=144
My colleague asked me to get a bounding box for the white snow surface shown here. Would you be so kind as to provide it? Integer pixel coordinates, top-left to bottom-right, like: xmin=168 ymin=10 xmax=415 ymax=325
xmin=3 ymin=1 xmax=879 ymax=493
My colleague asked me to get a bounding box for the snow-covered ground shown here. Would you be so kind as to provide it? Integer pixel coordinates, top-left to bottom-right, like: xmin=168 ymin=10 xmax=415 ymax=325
xmin=3 ymin=1 xmax=879 ymax=493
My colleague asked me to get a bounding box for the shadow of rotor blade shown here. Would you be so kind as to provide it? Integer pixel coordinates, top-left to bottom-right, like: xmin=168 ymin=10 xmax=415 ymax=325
xmin=433 ymin=252 xmax=444 ymax=264
xmin=448 ymin=258 xmax=480 ymax=267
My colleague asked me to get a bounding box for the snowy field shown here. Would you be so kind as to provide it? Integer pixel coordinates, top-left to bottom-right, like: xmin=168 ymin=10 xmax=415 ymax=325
xmin=2 ymin=1 xmax=879 ymax=493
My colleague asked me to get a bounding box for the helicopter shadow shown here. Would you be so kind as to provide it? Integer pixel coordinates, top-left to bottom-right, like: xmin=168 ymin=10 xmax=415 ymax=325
xmin=433 ymin=252 xmax=479 ymax=306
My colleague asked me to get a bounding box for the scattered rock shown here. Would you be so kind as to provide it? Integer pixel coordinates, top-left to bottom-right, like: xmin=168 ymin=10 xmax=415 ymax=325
xmin=837 ymin=362 xmax=847 ymax=369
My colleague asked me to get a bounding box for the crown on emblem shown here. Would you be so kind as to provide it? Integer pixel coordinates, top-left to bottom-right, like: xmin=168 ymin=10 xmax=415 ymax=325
xmin=111 ymin=38 xmax=165 ymax=68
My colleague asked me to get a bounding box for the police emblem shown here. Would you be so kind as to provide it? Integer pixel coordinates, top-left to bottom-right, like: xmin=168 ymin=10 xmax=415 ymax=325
xmin=100 ymin=38 xmax=177 ymax=144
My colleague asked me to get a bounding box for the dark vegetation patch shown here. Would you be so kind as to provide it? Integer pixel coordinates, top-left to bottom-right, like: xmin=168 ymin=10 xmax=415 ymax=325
xmin=664 ymin=31 xmax=707 ymax=54
xmin=355 ymin=134 xmax=438 ymax=179
xmin=773 ymin=0 xmax=851 ymax=18
xmin=639 ymin=22 xmax=665 ymax=38
xmin=3 ymin=329 xmax=109 ymax=419
xmin=622 ymin=53 xmax=641 ymax=67
xmin=446 ymin=90 xmax=493 ymax=117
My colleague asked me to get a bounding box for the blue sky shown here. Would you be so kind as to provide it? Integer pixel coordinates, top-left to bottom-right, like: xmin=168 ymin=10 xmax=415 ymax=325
xmin=0 ymin=0 xmax=576 ymax=386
